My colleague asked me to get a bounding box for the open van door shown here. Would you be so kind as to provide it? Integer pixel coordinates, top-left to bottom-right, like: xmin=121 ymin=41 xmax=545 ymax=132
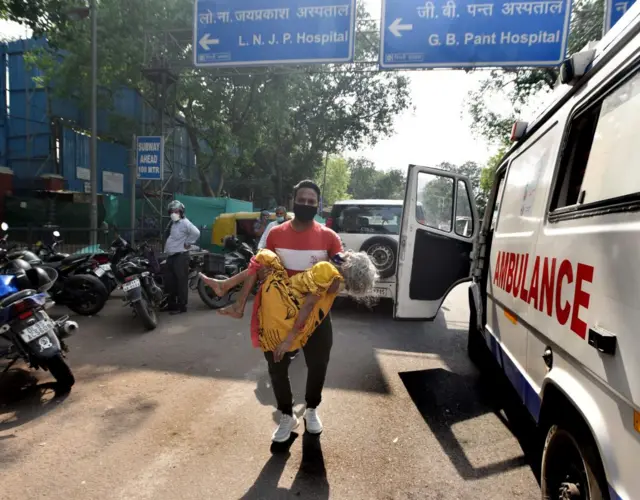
xmin=394 ymin=165 xmax=478 ymax=320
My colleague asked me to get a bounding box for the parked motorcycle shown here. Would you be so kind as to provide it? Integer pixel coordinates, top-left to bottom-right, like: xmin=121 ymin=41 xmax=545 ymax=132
xmin=198 ymin=236 xmax=255 ymax=309
xmin=114 ymin=243 xmax=164 ymax=330
xmin=0 ymin=224 xmax=108 ymax=316
xmin=34 ymin=230 xmax=117 ymax=295
xmin=0 ymin=258 xmax=78 ymax=390
xmin=110 ymin=235 xmax=208 ymax=307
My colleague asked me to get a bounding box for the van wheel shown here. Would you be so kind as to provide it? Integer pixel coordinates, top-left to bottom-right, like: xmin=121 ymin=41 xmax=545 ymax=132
xmin=360 ymin=236 xmax=398 ymax=279
xmin=541 ymin=421 xmax=608 ymax=500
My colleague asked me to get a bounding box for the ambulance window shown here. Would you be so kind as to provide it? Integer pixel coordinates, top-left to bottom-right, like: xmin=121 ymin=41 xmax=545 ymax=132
xmin=552 ymin=67 xmax=640 ymax=211
xmin=416 ymin=172 xmax=454 ymax=232
xmin=455 ymin=180 xmax=473 ymax=237
xmin=490 ymin=173 xmax=506 ymax=231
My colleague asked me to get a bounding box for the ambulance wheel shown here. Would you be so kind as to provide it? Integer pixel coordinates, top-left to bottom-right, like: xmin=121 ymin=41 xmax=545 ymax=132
xmin=541 ymin=420 xmax=608 ymax=500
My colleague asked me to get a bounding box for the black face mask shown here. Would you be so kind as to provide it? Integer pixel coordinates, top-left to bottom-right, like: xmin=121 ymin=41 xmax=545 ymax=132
xmin=293 ymin=203 xmax=317 ymax=222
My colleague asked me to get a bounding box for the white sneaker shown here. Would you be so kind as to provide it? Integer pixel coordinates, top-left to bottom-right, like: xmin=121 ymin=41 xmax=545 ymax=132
xmin=304 ymin=408 xmax=323 ymax=434
xmin=272 ymin=413 xmax=299 ymax=443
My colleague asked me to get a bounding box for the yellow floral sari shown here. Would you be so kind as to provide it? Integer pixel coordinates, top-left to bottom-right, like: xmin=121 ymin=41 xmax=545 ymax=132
xmin=256 ymin=249 xmax=342 ymax=352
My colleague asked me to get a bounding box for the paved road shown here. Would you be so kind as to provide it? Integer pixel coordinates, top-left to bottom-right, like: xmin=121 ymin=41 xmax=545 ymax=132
xmin=0 ymin=285 xmax=540 ymax=499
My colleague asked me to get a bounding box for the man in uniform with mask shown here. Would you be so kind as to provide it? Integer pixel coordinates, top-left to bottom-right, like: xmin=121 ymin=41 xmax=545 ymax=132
xmin=257 ymin=206 xmax=289 ymax=250
xmin=164 ymin=200 xmax=200 ymax=315
xmin=262 ymin=180 xmax=343 ymax=443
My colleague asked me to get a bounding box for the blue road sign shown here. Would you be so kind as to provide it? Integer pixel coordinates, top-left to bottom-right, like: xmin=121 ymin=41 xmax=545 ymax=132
xmin=380 ymin=0 xmax=573 ymax=69
xmin=194 ymin=0 xmax=356 ymax=67
xmin=605 ymin=0 xmax=636 ymax=32
xmin=136 ymin=136 xmax=163 ymax=180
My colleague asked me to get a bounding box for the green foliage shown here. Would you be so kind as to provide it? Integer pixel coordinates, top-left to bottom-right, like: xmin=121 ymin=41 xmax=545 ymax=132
xmin=316 ymin=156 xmax=351 ymax=207
xmin=0 ymin=0 xmax=67 ymax=35
xmin=13 ymin=0 xmax=411 ymax=203
xmin=466 ymin=0 xmax=605 ymax=144
xmin=480 ymin=146 xmax=509 ymax=204
xmin=346 ymin=157 xmax=406 ymax=199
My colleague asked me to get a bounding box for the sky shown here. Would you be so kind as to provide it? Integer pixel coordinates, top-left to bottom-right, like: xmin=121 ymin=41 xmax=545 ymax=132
xmin=2 ymin=5 xmax=501 ymax=171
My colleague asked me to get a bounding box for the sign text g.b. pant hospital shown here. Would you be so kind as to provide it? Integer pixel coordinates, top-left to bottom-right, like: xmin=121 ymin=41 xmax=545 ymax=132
xmin=194 ymin=0 xmax=357 ymax=67
xmin=380 ymin=0 xmax=573 ymax=68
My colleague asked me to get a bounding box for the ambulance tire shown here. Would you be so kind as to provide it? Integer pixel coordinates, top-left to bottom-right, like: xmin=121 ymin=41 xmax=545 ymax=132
xmin=541 ymin=419 xmax=608 ymax=500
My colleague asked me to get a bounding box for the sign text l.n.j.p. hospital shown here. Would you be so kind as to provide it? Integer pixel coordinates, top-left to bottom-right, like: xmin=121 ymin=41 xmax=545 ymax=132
xmin=381 ymin=0 xmax=573 ymax=69
xmin=194 ymin=0 xmax=356 ymax=67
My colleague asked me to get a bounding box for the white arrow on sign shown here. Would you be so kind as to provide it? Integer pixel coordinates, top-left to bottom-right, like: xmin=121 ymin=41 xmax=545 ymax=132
xmin=388 ymin=18 xmax=413 ymax=37
xmin=199 ymin=33 xmax=220 ymax=50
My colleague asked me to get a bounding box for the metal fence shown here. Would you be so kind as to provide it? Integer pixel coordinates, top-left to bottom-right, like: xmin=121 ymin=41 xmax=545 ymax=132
xmin=4 ymin=226 xmax=214 ymax=255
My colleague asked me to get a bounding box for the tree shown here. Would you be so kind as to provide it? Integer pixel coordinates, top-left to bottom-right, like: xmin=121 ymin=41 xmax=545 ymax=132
xmin=316 ymin=155 xmax=351 ymax=207
xmin=346 ymin=157 xmax=406 ymax=199
xmin=15 ymin=0 xmax=412 ymax=203
xmin=347 ymin=158 xmax=380 ymax=199
xmin=0 ymin=0 xmax=66 ymax=35
xmin=467 ymin=0 xmax=605 ymax=144
xmin=480 ymin=146 xmax=509 ymax=202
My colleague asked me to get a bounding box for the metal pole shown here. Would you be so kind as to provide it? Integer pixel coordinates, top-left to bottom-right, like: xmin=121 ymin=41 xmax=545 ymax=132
xmin=89 ymin=0 xmax=98 ymax=245
xmin=320 ymin=151 xmax=329 ymax=212
xmin=130 ymin=135 xmax=137 ymax=245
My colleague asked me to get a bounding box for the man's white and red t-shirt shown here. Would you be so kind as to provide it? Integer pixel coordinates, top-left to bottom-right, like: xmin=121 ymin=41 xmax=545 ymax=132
xmin=265 ymin=220 xmax=343 ymax=276
xmin=249 ymin=220 xmax=342 ymax=348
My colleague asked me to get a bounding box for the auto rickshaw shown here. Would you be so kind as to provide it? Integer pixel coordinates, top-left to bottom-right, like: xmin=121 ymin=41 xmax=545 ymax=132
xmin=211 ymin=210 xmax=294 ymax=248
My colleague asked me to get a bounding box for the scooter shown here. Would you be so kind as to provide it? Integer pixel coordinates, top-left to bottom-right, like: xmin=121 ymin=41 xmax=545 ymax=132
xmin=0 ymin=261 xmax=77 ymax=390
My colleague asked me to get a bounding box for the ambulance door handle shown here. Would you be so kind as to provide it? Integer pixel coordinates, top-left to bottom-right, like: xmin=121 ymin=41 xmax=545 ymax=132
xmin=588 ymin=326 xmax=617 ymax=356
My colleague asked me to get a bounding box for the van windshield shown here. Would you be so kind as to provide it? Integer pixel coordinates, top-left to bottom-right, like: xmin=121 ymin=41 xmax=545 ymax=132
xmin=330 ymin=205 xmax=403 ymax=235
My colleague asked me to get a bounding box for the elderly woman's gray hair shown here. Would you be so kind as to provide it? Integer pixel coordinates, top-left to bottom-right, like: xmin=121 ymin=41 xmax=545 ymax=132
xmin=339 ymin=251 xmax=379 ymax=296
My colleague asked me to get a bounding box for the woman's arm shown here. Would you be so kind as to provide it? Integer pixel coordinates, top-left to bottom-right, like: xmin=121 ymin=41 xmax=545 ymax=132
xmin=273 ymin=292 xmax=321 ymax=362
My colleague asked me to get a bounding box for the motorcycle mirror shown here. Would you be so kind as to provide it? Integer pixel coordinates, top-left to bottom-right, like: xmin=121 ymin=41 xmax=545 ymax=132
xmin=1 ymin=222 xmax=8 ymax=231
xmin=53 ymin=230 xmax=61 ymax=238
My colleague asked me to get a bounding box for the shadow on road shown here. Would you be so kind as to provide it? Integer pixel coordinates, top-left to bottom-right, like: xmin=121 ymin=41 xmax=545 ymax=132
xmin=0 ymin=368 xmax=70 ymax=431
xmin=0 ymin=367 xmax=70 ymax=462
xmin=399 ymin=365 xmax=541 ymax=484
xmin=241 ymin=432 xmax=329 ymax=500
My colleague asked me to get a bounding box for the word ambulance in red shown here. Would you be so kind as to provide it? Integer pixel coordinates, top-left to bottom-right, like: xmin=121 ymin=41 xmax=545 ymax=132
xmin=493 ymin=251 xmax=594 ymax=339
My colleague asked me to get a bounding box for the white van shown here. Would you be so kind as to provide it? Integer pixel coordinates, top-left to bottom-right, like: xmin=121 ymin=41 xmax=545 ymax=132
xmin=328 ymin=199 xmax=425 ymax=301
xmin=393 ymin=5 xmax=640 ymax=499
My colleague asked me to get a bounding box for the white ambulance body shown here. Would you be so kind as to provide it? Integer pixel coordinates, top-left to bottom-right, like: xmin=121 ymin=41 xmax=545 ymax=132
xmin=393 ymin=4 xmax=640 ymax=499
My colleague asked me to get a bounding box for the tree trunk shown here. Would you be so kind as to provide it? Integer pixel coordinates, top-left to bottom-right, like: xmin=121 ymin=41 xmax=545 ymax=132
xmin=185 ymin=122 xmax=216 ymax=197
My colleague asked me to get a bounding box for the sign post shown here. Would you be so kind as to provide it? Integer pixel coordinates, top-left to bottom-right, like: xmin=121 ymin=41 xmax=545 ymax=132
xmin=136 ymin=136 xmax=164 ymax=181
xmin=380 ymin=0 xmax=573 ymax=69
xmin=605 ymin=0 xmax=636 ymax=33
xmin=194 ymin=0 xmax=356 ymax=67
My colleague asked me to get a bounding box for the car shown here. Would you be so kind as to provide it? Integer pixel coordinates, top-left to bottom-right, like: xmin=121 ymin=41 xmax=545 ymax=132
xmin=326 ymin=199 xmax=426 ymax=301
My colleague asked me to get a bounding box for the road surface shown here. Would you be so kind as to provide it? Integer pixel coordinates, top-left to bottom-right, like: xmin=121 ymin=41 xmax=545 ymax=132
xmin=0 ymin=285 xmax=540 ymax=499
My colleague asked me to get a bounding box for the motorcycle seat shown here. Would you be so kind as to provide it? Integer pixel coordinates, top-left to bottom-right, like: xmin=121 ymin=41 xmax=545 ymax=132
xmin=0 ymin=289 xmax=36 ymax=308
xmin=60 ymin=254 xmax=90 ymax=266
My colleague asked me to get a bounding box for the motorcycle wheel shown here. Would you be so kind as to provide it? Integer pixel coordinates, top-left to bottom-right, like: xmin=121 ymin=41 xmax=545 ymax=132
xmin=65 ymin=274 xmax=109 ymax=316
xmin=133 ymin=295 xmax=158 ymax=331
xmin=197 ymin=274 xmax=232 ymax=309
xmin=46 ymin=354 xmax=75 ymax=391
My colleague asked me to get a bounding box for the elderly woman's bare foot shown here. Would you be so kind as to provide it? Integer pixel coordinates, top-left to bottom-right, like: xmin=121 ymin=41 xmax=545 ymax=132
xmin=217 ymin=303 xmax=244 ymax=319
xmin=199 ymin=273 xmax=226 ymax=297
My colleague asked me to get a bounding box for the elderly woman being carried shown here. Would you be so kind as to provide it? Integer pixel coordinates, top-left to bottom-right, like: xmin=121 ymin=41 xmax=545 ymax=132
xmin=200 ymin=249 xmax=378 ymax=361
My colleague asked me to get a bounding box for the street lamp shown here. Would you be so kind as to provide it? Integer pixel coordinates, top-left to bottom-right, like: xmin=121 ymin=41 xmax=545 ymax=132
xmin=66 ymin=1 xmax=98 ymax=246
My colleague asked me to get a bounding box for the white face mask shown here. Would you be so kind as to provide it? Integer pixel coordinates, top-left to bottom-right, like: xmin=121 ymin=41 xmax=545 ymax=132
xmin=170 ymin=213 xmax=180 ymax=222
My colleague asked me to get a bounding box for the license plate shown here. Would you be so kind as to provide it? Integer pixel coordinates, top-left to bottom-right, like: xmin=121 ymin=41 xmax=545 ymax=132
xmin=94 ymin=267 xmax=105 ymax=277
xmin=122 ymin=279 xmax=140 ymax=292
xmin=19 ymin=320 xmax=53 ymax=343
xmin=372 ymin=287 xmax=388 ymax=297
xmin=100 ymin=263 xmax=111 ymax=271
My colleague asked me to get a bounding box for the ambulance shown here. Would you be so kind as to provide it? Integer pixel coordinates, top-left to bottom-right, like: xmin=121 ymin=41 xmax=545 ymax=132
xmin=393 ymin=4 xmax=640 ymax=499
